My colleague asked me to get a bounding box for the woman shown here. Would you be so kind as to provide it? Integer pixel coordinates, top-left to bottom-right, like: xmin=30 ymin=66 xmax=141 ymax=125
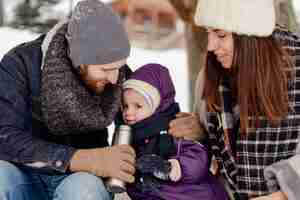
xmin=170 ymin=0 xmax=300 ymax=200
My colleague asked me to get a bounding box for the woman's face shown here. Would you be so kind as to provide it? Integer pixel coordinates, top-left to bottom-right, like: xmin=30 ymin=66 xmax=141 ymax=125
xmin=206 ymin=28 xmax=234 ymax=69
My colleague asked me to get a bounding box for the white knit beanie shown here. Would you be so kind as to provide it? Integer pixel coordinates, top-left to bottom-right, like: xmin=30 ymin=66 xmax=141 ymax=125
xmin=123 ymin=79 xmax=161 ymax=115
xmin=194 ymin=0 xmax=276 ymax=37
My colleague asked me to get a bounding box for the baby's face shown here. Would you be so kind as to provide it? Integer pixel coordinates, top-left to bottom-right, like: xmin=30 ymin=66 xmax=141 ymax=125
xmin=122 ymin=89 xmax=152 ymax=125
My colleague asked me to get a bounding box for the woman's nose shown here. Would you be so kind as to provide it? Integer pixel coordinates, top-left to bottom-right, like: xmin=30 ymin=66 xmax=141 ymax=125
xmin=207 ymin=33 xmax=219 ymax=52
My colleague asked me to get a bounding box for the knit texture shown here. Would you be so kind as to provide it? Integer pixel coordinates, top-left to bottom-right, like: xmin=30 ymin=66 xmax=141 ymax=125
xmin=194 ymin=0 xmax=275 ymax=36
xmin=66 ymin=0 xmax=130 ymax=67
xmin=41 ymin=23 xmax=125 ymax=134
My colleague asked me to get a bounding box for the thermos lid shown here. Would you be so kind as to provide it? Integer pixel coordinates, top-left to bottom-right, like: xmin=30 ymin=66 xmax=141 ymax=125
xmin=118 ymin=125 xmax=131 ymax=131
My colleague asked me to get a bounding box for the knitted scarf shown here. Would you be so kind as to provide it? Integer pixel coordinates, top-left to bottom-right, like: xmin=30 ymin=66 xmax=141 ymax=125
xmin=40 ymin=23 xmax=125 ymax=134
xmin=131 ymin=103 xmax=179 ymax=158
xmin=206 ymin=76 xmax=239 ymax=195
xmin=208 ymin=67 xmax=300 ymax=199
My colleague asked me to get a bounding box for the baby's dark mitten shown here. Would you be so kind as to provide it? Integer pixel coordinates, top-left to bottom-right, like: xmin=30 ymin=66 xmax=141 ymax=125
xmin=135 ymin=175 xmax=161 ymax=193
xmin=136 ymin=154 xmax=172 ymax=181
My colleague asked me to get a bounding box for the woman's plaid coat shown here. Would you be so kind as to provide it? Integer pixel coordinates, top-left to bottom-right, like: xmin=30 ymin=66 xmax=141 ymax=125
xmin=195 ymin=27 xmax=300 ymax=200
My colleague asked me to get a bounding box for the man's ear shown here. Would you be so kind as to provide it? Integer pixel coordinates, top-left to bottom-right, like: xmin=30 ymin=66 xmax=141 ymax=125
xmin=78 ymin=64 xmax=86 ymax=75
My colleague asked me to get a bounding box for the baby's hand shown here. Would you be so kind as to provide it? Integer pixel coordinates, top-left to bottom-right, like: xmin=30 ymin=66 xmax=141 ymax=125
xmin=168 ymin=159 xmax=182 ymax=182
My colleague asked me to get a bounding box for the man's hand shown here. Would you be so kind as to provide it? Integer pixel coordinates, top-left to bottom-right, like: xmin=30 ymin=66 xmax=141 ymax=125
xmin=250 ymin=191 xmax=288 ymax=200
xmin=70 ymin=145 xmax=136 ymax=183
xmin=169 ymin=112 xmax=205 ymax=141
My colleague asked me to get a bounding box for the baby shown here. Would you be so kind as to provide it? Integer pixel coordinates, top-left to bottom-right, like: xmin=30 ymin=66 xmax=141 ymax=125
xmin=122 ymin=63 xmax=228 ymax=200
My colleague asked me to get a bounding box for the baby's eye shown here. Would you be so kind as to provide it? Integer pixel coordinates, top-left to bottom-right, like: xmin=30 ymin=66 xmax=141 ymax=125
xmin=136 ymin=104 xmax=143 ymax=109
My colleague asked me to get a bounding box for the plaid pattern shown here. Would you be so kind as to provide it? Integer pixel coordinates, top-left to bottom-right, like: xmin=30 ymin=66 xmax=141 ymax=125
xmin=206 ymin=28 xmax=300 ymax=200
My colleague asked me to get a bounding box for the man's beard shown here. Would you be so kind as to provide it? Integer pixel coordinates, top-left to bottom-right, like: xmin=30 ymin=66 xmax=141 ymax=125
xmin=85 ymin=79 xmax=107 ymax=95
xmin=79 ymin=73 xmax=108 ymax=95
xmin=79 ymin=69 xmax=108 ymax=95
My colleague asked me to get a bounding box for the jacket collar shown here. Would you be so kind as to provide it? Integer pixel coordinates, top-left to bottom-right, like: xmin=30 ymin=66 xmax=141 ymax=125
xmin=132 ymin=103 xmax=180 ymax=144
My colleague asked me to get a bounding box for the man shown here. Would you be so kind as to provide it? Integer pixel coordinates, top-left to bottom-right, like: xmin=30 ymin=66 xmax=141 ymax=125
xmin=0 ymin=0 xmax=135 ymax=199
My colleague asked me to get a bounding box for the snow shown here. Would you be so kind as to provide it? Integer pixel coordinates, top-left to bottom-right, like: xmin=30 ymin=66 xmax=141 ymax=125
xmin=0 ymin=27 xmax=39 ymax=58
xmin=294 ymin=1 xmax=300 ymax=10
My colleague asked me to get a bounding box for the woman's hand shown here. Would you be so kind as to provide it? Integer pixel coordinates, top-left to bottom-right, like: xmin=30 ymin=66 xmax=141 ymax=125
xmin=168 ymin=112 xmax=205 ymax=141
xmin=250 ymin=191 xmax=287 ymax=200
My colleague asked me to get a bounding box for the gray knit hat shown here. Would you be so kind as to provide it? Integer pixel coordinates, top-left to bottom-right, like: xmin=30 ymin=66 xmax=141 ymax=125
xmin=66 ymin=0 xmax=130 ymax=67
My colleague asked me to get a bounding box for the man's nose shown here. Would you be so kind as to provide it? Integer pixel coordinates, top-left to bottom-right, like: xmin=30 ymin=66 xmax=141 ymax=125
xmin=107 ymin=70 xmax=119 ymax=84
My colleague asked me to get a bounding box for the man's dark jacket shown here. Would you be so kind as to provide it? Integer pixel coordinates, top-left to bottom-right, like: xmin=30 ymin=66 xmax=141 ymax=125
xmin=0 ymin=31 xmax=129 ymax=173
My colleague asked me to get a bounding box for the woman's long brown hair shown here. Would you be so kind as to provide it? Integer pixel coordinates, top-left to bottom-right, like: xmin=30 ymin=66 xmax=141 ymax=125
xmin=203 ymin=34 xmax=294 ymax=131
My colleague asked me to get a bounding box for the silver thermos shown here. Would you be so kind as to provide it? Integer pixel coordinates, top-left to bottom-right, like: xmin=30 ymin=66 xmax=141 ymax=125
xmin=106 ymin=125 xmax=132 ymax=193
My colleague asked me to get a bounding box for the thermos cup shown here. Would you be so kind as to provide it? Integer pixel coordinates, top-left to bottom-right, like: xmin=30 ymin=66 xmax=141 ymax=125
xmin=106 ymin=125 xmax=132 ymax=193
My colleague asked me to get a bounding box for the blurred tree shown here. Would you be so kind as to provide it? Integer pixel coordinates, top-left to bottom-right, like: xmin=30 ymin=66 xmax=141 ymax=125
xmin=11 ymin=0 xmax=41 ymax=29
xmin=36 ymin=0 xmax=61 ymax=32
xmin=0 ymin=0 xmax=3 ymax=26
xmin=11 ymin=0 xmax=60 ymax=33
